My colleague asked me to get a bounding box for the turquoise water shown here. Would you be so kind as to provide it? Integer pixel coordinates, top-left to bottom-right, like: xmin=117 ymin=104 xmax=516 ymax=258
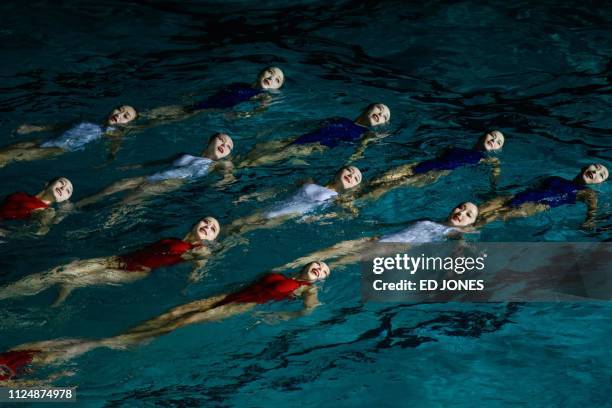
xmin=1 ymin=1 xmax=611 ymax=406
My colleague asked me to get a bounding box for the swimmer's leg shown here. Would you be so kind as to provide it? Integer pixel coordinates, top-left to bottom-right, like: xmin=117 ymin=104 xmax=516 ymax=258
xmin=13 ymin=338 xmax=106 ymax=365
xmin=239 ymin=144 xmax=325 ymax=168
xmin=108 ymin=295 xmax=250 ymax=346
xmin=369 ymin=164 xmax=416 ymax=186
xmin=0 ymin=144 xmax=61 ymax=168
xmin=76 ymin=176 xmax=147 ymax=208
xmin=478 ymin=196 xmax=512 ymax=215
xmin=274 ymin=238 xmax=375 ymax=272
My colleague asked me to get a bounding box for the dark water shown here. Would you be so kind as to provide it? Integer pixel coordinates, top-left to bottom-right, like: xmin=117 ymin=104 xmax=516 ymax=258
xmin=0 ymin=1 xmax=611 ymax=407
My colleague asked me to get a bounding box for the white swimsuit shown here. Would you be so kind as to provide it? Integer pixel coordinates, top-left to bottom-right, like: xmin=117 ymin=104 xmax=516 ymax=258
xmin=379 ymin=221 xmax=456 ymax=243
xmin=264 ymin=183 xmax=338 ymax=219
xmin=40 ymin=122 xmax=106 ymax=151
xmin=147 ymin=155 xmax=214 ymax=182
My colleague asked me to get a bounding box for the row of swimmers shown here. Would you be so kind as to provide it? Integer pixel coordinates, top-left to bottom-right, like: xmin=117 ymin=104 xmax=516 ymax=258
xmin=1 ymin=65 xmax=610 ymax=383
xmin=0 ymin=157 xmax=609 ymax=307
xmin=1 ymin=166 xmax=609 ymax=385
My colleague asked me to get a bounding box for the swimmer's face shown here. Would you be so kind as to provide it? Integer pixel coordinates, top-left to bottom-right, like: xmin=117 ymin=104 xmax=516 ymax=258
xmin=194 ymin=217 xmax=220 ymax=241
xmin=257 ymin=67 xmax=284 ymax=90
xmin=108 ymin=105 xmax=137 ymax=126
xmin=481 ymin=130 xmax=505 ymax=151
xmin=302 ymin=261 xmax=330 ymax=282
xmin=207 ymin=133 xmax=233 ymax=160
xmin=361 ymin=103 xmax=390 ymax=127
xmin=448 ymin=202 xmax=478 ymax=227
xmin=581 ymin=163 xmax=609 ymax=185
xmin=336 ymin=166 xmax=362 ymax=190
xmin=48 ymin=177 xmax=73 ymax=203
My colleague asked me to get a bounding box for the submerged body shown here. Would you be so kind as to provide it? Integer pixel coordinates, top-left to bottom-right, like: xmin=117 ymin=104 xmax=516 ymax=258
xmin=274 ymin=203 xmax=478 ymax=272
xmin=478 ymin=165 xmax=608 ymax=227
xmin=0 ymin=262 xmax=328 ymax=382
xmin=360 ymin=131 xmax=504 ymax=202
xmin=0 ymin=217 xmax=220 ymax=305
xmin=239 ymin=104 xmax=390 ymax=167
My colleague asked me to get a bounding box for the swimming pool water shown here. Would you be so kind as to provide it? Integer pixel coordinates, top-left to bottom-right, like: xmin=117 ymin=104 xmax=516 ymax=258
xmin=1 ymin=1 xmax=611 ymax=406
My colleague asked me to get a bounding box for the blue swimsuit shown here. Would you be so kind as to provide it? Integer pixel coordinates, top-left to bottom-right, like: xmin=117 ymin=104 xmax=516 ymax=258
xmin=291 ymin=118 xmax=368 ymax=148
xmin=189 ymin=83 xmax=263 ymax=110
xmin=40 ymin=122 xmax=106 ymax=151
xmin=508 ymin=177 xmax=586 ymax=208
xmin=412 ymin=147 xmax=484 ymax=175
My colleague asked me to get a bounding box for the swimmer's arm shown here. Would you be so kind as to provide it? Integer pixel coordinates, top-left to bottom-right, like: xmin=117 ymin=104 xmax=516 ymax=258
xmin=224 ymin=94 xmax=272 ymax=119
xmin=578 ymin=190 xmax=598 ymax=229
xmin=139 ymin=105 xmax=195 ymax=124
xmin=347 ymin=131 xmax=391 ymax=163
xmin=481 ymin=157 xmax=501 ymax=186
xmin=233 ymin=186 xmax=281 ymax=204
xmin=33 ymin=206 xmax=72 ymax=236
xmin=212 ymin=161 xmax=236 ymax=188
xmin=273 ymin=239 xmax=363 ymax=272
xmin=16 ymin=124 xmax=58 ymax=135
xmin=2 ymin=370 xmax=75 ymax=387
xmin=187 ymin=259 xmax=209 ymax=283
xmin=259 ymin=288 xmax=320 ymax=323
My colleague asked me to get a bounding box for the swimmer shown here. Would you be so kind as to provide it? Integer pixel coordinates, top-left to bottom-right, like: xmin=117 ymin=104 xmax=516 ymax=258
xmin=3 ymin=106 xmax=138 ymax=168
xmin=145 ymin=67 xmax=285 ymax=120
xmin=0 ymin=217 xmax=220 ymax=306
xmin=0 ymin=261 xmax=329 ymax=383
xmin=274 ymin=202 xmax=478 ymax=272
xmin=0 ymin=177 xmax=73 ymax=235
xmin=228 ymin=166 xmax=362 ymax=235
xmin=76 ymin=133 xmax=234 ymax=208
xmin=359 ymin=130 xmax=504 ymax=202
xmin=477 ymin=164 xmax=608 ymax=228
xmin=238 ymin=103 xmax=391 ymax=167
xmin=108 ymin=261 xmax=330 ymax=345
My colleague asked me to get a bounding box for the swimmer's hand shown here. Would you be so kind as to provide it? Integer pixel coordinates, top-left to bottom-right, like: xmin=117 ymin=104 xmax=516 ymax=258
xmin=580 ymin=220 xmax=597 ymax=231
xmin=16 ymin=124 xmax=51 ymax=134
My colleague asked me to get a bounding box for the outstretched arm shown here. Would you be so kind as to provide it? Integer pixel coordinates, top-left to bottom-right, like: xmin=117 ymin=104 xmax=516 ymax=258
xmin=212 ymin=160 xmax=236 ymax=188
xmin=347 ymin=131 xmax=391 ymax=163
xmin=76 ymin=176 xmax=146 ymax=208
xmin=16 ymin=124 xmax=58 ymax=135
xmin=256 ymin=286 xmax=321 ymax=323
xmin=273 ymin=238 xmax=372 ymax=272
xmin=579 ymin=189 xmax=598 ymax=229
xmin=482 ymin=156 xmax=501 ymax=187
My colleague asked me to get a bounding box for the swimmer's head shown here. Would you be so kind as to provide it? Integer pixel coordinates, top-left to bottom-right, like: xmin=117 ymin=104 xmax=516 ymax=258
xmin=579 ymin=163 xmax=608 ymax=185
xmin=193 ymin=216 xmax=220 ymax=242
xmin=334 ymin=165 xmax=362 ymax=191
xmin=257 ymin=67 xmax=284 ymax=90
xmin=300 ymin=261 xmax=330 ymax=282
xmin=448 ymin=202 xmax=478 ymax=227
xmin=357 ymin=103 xmax=390 ymax=127
xmin=107 ymin=105 xmax=138 ymax=126
xmin=204 ymin=133 xmax=233 ymax=160
xmin=45 ymin=177 xmax=73 ymax=203
xmin=478 ymin=130 xmax=505 ymax=151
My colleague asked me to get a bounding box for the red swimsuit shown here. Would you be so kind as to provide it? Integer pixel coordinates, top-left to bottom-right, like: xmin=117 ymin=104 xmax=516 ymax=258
xmin=216 ymin=273 xmax=311 ymax=306
xmin=0 ymin=350 xmax=38 ymax=381
xmin=118 ymin=238 xmax=198 ymax=272
xmin=0 ymin=192 xmax=48 ymax=220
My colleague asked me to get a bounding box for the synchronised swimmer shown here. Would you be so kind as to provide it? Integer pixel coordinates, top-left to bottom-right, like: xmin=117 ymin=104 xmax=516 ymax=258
xmin=0 ymin=62 xmax=609 ymax=385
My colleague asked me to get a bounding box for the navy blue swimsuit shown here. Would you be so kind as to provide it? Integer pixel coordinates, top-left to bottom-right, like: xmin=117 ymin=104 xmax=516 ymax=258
xmin=508 ymin=177 xmax=586 ymax=208
xmin=412 ymin=147 xmax=484 ymax=175
xmin=292 ymin=118 xmax=367 ymax=148
xmin=189 ymin=83 xmax=262 ymax=110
